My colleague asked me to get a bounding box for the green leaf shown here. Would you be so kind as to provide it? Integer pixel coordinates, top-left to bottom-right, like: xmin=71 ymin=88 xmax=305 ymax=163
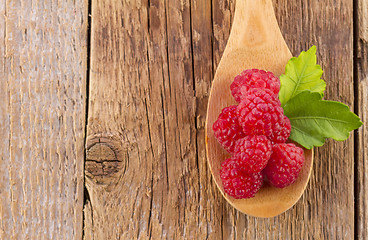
xmin=279 ymin=46 xmax=326 ymax=106
xmin=283 ymin=91 xmax=363 ymax=149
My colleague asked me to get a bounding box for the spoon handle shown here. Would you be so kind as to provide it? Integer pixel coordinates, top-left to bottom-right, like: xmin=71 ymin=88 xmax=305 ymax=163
xmin=235 ymin=0 xmax=274 ymax=13
xmin=229 ymin=0 xmax=283 ymax=50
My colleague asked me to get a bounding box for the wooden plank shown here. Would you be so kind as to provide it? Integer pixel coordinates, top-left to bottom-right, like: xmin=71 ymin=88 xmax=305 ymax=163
xmin=86 ymin=0 xmax=217 ymax=237
xmin=210 ymin=0 xmax=355 ymax=239
xmin=84 ymin=0 xmax=154 ymax=238
xmin=85 ymin=0 xmax=221 ymax=238
xmin=275 ymin=1 xmax=355 ymax=238
xmin=356 ymin=0 xmax=368 ymax=238
xmin=191 ymin=0 xmax=227 ymax=238
xmin=212 ymin=0 xmax=232 ymax=72
xmin=0 ymin=0 xmax=88 ymax=239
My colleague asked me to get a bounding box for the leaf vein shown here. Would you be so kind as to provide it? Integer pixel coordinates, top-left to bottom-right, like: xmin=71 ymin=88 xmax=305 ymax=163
xmin=290 ymin=116 xmax=351 ymax=124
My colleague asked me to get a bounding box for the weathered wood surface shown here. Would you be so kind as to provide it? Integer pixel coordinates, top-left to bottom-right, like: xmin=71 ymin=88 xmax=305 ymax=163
xmin=0 ymin=0 xmax=366 ymax=239
xmin=274 ymin=0 xmax=356 ymax=238
xmin=357 ymin=0 xmax=368 ymax=239
xmin=84 ymin=0 xmax=360 ymax=239
xmin=0 ymin=0 xmax=88 ymax=239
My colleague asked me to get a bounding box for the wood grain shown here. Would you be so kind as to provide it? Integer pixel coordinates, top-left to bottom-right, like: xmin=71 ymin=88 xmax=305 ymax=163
xmin=191 ymin=0 xmax=226 ymax=238
xmin=0 ymin=0 xmax=88 ymax=239
xmin=0 ymin=0 xmax=362 ymax=238
xmin=84 ymin=0 xmax=358 ymax=239
xmin=85 ymin=0 xmax=217 ymax=238
xmin=275 ymin=1 xmax=355 ymax=239
xmin=206 ymin=0 xmax=355 ymax=238
xmin=356 ymin=0 xmax=368 ymax=238
xmin=85 ymin=0 xmax=154 ymax=238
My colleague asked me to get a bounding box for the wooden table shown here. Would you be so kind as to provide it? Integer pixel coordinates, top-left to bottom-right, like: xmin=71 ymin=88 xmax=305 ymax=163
xmin=0 ymin=0 xmax=367 ymax=239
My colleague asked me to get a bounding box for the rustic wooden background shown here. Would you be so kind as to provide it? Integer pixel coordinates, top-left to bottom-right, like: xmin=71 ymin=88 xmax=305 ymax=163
xmin=0 ymin=0 xmax=367 ymax=239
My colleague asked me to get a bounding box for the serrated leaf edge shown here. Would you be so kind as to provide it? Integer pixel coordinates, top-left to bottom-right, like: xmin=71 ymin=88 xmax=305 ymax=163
xmin=285 ymin=91 xmax=363 ymax=149
xmin=279 ymin=45 xmax=326 ymax=106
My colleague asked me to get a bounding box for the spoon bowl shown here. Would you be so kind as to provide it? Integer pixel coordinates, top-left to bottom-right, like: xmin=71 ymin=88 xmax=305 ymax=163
xmin=205 ymin=0 xmax=313 ymax=218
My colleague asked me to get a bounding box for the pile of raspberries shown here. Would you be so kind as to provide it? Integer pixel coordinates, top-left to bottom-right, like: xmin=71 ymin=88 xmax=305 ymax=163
xmin=213 ymin=69 xmax=305 ymax=199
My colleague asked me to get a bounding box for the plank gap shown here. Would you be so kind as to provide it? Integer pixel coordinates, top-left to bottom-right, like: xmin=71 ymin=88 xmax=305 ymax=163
xmin=353 ymin=0 xmax=359 ymax=239
xmin=188 ymin=0 xmax=201 ymax=230
xmin=143 ymin=0 xmax=154 ymax=236
xmin=83 ymin=0 xmax=93 ymax=238
xmin=210 ymin=0 xmax=215 ymax=77
xmin=189 ymin=0 xmax=196 ymax=95
xmin=163 ymin=0 xmax=171 ymax=192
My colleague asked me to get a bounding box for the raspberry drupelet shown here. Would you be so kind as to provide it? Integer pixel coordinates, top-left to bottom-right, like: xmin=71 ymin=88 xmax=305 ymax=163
xmin=233 ymin=135 xmax=272 ymax=174
xmin=230 ymin=69 xmax=280 ymax=102
xmin=263 ymin=143 xmax=305 ymax=188
xmin=236 ymin=88 xmax=291 ymax=144
xmin=213 ymin=105 xmax=246 ymax=154
xmin=220 ymin=158 xmax=264 ymax=199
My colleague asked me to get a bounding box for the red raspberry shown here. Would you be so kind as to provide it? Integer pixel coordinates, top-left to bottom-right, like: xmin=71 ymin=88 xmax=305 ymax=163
xmin=236 ymin=88 xmax=290 ymax=143
xmin=263 ymin=143 xmax=305 ymax=188
xmin=230 ymin=69 xmax=280 ymax=102
xmin=213 ymin=105 xmax=246 ymax=153
xmin=233 ymin=135 xmax=272 ymax=173
xmin=269 ymin=115 xmax=292 ymax=144
xmin=220 ymin=158 xmax=264 ymax=199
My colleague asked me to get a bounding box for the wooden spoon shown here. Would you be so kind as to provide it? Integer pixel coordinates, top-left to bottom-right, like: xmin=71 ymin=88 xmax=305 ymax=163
xmin=205 ymin=0 xmax=313 ymax=218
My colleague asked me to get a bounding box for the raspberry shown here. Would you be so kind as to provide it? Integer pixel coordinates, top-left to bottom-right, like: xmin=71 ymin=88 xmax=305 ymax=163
xmin=230 ymin=69 xmax=280 ymax=102
xmin=213 ymin=105 xmax=246 ymax=153
xmin=236 ymin=88 xmax=290 ymax=143
xmin=220 ymin=158 xmax=264 ymax=199
xmin=269 ymin=115 xmax=291 ymax=144
xmin=263 ymin=143 xmax=305 ymax=188
xmin=233 ymin=135 xmax=272 ymax=173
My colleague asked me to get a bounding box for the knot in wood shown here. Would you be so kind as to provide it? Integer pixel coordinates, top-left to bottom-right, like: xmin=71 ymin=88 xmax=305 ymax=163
xmin=85 ymin=143 xmax=122 ymax=180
